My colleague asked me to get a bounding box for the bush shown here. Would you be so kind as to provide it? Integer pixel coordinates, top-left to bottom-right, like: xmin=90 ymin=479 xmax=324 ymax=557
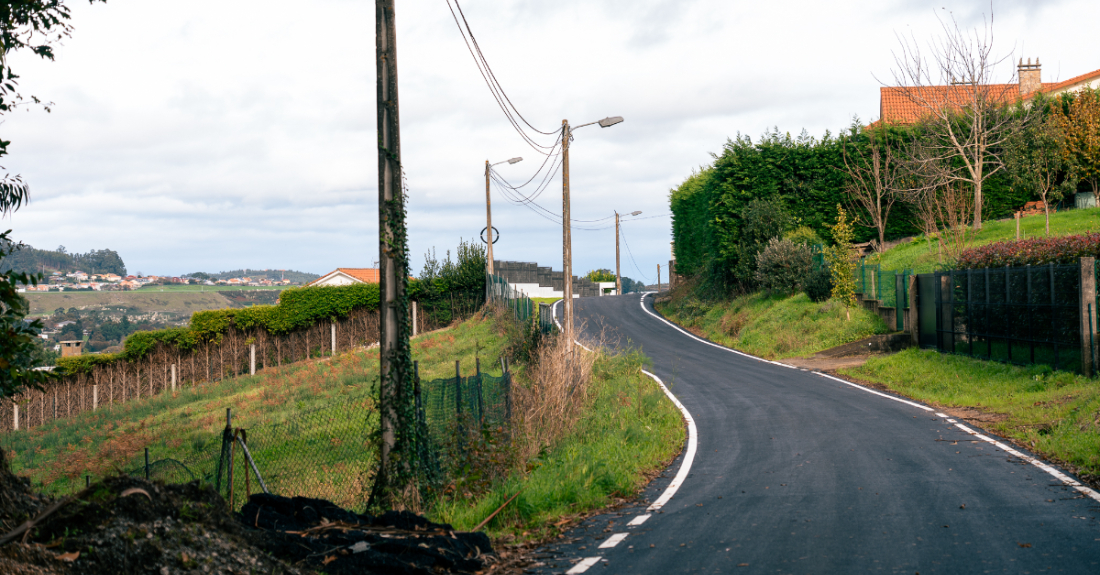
xmin=736 ymin=198 xmax=793 ymax=283
xmin=955 ymin=232 xmax=1100 ymax=269
xmin=804 ymin=267 xmax=833 ymax=302
xmin=784 ymin=225 xmax=824 ymax=246
xmin=754 ymin=237 xmax=811 ymax=295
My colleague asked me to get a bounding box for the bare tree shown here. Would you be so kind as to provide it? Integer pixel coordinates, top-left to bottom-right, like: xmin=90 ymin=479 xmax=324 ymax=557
xmin=842 ymin=123 xmax=903 ymax=251
xmin=904 ymin=148 xmax=974 ymax=265
xmin=889 ymin=9 xmax=1026 ymax=230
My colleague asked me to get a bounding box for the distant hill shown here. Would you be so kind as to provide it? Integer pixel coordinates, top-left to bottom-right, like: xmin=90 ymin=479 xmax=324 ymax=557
xmin=0 ymin=242 xmax=127 ymax=276
xmin=185 ymin=268 xmax=320 ymax=284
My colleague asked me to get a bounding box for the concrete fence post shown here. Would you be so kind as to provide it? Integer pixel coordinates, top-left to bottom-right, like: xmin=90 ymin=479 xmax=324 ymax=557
xmin=93 ymin=385 xmax=98 ymax=411
xmin=249 ymin=345 xmax=256 ymax=376
xmin=170 ymin=364 xmax=177 ymax=392
xmin=412 ymin=301 xmax=418 ymax=337
xmin=1080 ymin=257 xmax=1096 ymax=377
xmin=13 ymin=404 xmax=18 ymax=431
xmin=331 ymin=323 xmax=336 ymax=356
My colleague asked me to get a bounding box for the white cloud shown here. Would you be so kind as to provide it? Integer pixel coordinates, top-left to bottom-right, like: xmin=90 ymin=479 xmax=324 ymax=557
xmin=1 ymin=0 xmax=1096 ymax=281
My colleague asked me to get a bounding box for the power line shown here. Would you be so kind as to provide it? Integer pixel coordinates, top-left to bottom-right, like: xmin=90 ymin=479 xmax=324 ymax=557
xmin=618 ymin=225 xmax=651 ymax=282
xmin=445 ymin=0 xmax=558 ymax=154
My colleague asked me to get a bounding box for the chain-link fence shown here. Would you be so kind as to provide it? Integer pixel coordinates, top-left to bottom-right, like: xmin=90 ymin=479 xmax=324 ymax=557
xmin=51 ymin=361 xmax=514 ymax=511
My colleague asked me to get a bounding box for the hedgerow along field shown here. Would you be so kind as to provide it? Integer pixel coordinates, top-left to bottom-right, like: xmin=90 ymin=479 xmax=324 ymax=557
xmin=5 ymin=312 xmax=509 ymax=504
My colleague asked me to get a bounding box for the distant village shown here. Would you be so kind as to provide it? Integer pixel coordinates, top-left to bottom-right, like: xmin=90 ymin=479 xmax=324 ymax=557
xmin=17 ymin=271 xmax=295 ymax=292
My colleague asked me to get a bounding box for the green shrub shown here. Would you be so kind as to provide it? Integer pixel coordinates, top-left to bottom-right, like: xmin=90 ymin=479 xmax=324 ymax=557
xmin=804 ymin=267 xmax=833 ymax=302
xmin=754 ymin=237 xmax=811 ymax=295
xmin=784 ymin=225 xmax=824 ymax=246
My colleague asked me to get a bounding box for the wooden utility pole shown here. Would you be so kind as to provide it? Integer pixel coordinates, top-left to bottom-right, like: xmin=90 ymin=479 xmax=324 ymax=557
xmin=374 ymin=0 xmax=411 ymax=503
xmin=615 ymin=211 xmax=621 ymax=295
xmin=485 ymin=160 xmax=495 ymax=276
xmin=562 ymin=120 xmax=573 ymax=350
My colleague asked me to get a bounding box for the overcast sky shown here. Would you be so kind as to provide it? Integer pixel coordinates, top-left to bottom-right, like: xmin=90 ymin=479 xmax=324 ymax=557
xmin=2 ymin=0 xmax=1097 ymax=280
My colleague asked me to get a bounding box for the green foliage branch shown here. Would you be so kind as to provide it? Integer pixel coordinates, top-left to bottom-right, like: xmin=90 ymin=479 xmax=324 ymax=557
xmin=825 ymin=205 xmax=857 ymax=313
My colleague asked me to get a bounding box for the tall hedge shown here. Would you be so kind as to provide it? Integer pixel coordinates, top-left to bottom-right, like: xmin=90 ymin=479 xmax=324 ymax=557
xmin=56 ymin=283 xmax=382 ymax=374
xmin=670 ymin=124 xmax=1028 ymax=291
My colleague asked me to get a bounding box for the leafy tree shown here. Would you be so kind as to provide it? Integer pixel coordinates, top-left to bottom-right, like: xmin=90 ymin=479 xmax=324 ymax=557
xmin=1052 ymin=88 xmax=1100 ymax=206
xmin=619 ymin=276 xmax=642 ymax=293
xmin=734 ymin=197 xmax=791 ymax=285
xmin=585 ymin=269 xmax=615 ymax=282
xmin=0 ymin=231 xmax=51 ymax=397
xmin=825 ymin=205 xmax=857 ymax=320
xmin=1006 ymin=109 xmax=1076 ymax=235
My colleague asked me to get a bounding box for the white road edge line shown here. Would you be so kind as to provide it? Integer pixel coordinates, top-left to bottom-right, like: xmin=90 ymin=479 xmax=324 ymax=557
xmin=599 ymin=533 xmax=629 ymax=548
xmin=641 ymin=367 xmax=698 ymax=511
xmin=565 ymin=556 xmax=603 ymax=574
xmin=626 ymin=514 xmax=650 ymax=526
xmin=553 ymin=296 xmax=699 ymax=514
xmin=636 ymin=292 xmax=1100 ymax=504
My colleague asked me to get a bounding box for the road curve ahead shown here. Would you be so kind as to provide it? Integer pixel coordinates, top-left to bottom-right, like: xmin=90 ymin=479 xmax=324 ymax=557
xmin=532 ymin=293 xmax=1100 ymax=574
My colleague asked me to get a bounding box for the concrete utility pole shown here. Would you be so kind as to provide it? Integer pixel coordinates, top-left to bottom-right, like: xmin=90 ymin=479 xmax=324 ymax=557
xmin=485 ymin=157 xmax=521 ymax=277
xmin=375 ymin=0 xmax=409 ymax=499
xmin=562 ymin=120 xmax=574 ymax=349
xmin=615 ymin=211 xmax=621 ymax=296
xmin=614 ymin=210 xmax=641 ymax=295
xmin=560 ymin=116 xmax=623 ymax=346
xmin=486 ymin=160 xmax=494 ymax=276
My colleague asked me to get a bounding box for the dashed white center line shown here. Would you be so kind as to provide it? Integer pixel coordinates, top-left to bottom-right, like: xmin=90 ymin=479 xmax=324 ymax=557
xmin=599 ymin=533 xmax=629 ymax=549
xmin=565 ymin=556 xmax=603 ymax=574
xmin=627 ymin=514 xmax=651 ymax=526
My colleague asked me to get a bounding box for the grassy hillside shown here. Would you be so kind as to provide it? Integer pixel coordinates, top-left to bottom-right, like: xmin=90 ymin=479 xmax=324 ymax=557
xmin=6 ymin=314 xmax=509 ymax=504
xmin=656 ymin=289 xmax=890 ymax=359
xmin=878 ymin=207 xmax=1100 ymax=273
xmin=25 ymin=291 xmax=238 ymax=318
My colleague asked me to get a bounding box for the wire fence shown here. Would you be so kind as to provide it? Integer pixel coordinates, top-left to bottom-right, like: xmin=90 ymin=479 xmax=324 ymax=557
xmin=40 ymin=360 xmax=514 ymax=511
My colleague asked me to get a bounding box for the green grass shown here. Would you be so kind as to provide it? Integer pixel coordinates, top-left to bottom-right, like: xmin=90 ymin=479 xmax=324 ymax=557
xmin=429 ymin=350 xmax=685 ymax=540
xmin=842 ymin=348 xmax=1100 ymax=480
xmin=877 ymin=207 xmax=1100 ymax=273
xmin=529 ymin=297 xmax=561 ymax=306
xmin=656 ymin=291 xmax=891 ymax=359
xmin=6 ymin=313 xmax=510 ymax=504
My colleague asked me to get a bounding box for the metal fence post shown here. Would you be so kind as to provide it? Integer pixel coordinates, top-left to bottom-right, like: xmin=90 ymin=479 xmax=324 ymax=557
xmin=1006 ymin=266 xmax=1013 ymax=362
xmin=1080 ymin=257 xmax=1096 ymax=377
xmin=908 ymin=274 xmax=918 ymax=345
xmin=144 ymin=447 xmax=150 ymax=480
xmin=1051 ymin=263 xmax=1059 ymax=370
xmin=475 ymin=357 xmax=483 ymax=426
xmin=1027 ymin=265 xmax=1034 ymax=364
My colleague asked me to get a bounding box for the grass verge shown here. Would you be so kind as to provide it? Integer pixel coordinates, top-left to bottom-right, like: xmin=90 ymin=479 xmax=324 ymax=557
xmin=877 ymin=207 xmax=1100 ymax=273
xmin=428 ymin=348 xmax=685 ymax=540
xmin=656 ymin=289 xmax=890 ymax=359
xmin=842 ymin=348 xmax=1100 ymax=483
xmin=5 ymin=313 xmax=509 ymax=500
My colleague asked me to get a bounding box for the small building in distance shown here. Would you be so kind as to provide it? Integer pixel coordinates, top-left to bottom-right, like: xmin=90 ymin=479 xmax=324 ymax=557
xmin=308 ymin=268 xmax=381 ymax=287
xmin=59 ymin=340 xmax=83 ymax=358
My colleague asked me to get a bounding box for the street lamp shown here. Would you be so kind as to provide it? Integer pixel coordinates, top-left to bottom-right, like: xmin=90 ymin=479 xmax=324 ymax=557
xmin=562 ymin=116 xmax=624 ymax=349
xmin=615 ymin=210 xmax=642 ymax=295
xmin=485 ymin=156 xmax=523 ymax=276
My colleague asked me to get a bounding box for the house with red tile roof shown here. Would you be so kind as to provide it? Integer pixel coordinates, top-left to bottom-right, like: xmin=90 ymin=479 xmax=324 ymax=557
xmin=876 ymin=58 xmax=1100 ymax=125
xmin=308 ymin=268 xmax=381 ymax=287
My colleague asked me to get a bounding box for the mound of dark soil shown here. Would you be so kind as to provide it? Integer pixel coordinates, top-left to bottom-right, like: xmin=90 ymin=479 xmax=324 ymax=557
xmin=240 ymin=493 xmax=494 ymax=574
xmin=1 ymin=474 xmax=302 ymax=575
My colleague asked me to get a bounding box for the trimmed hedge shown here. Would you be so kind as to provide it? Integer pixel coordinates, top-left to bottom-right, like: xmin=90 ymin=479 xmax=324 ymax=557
xmin=56 ymin=283 xmax=382 ymax=374
xmin=954 ymin=233 xmax=1100 ymax=270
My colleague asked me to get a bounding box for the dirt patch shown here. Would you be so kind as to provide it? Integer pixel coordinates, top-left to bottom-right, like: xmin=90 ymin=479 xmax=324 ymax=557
xmin=784 ymin=355 xmax=876 ymax=371
xmin=241 ymin=493 xmax=492 ymax=574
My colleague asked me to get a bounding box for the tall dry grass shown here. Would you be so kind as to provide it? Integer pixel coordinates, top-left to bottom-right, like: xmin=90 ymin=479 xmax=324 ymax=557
xmin=510 ymin=331 xmax=596 ymax=463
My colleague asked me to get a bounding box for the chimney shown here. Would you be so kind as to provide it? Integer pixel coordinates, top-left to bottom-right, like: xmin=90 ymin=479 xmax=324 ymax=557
xmin=1019 ymin=57 xmax=1042 ymax=95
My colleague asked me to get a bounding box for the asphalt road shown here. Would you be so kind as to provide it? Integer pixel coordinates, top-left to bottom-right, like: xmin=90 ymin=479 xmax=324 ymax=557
xmin=531 ymin=293 xmax=1100 ymax=574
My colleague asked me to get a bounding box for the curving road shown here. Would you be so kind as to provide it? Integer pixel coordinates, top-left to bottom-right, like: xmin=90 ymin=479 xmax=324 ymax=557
xmin=532 ymin=293 xmax=1100 ymax=574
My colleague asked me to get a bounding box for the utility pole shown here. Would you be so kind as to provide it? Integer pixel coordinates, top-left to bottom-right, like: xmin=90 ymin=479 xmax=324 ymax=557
xmin=373 ymin=0 xmax=412 ymax=505
xmin=562 ymin=120 xmax=574 ymax=350
xmin=615 ymin=211 xmax=621 ymax=295
xmin=485 ymin=160 xmax=494 ymax=276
